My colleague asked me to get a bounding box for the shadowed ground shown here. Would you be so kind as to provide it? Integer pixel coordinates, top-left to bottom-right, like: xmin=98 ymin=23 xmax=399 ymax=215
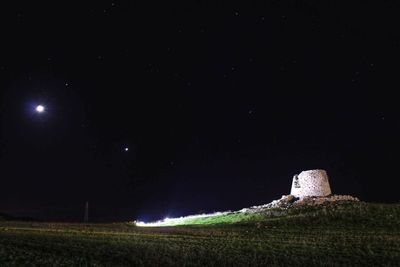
xmin=1 ymin=203 xmax=399 ymax=266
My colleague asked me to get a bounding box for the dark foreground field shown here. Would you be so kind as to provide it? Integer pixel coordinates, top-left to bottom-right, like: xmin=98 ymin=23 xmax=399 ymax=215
xmin=1 ymin=203 xmax=399 ymax=266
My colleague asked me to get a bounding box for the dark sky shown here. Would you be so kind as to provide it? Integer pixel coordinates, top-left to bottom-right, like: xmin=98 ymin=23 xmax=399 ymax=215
xmin=0 ymin=1 xmax=399 ymax=222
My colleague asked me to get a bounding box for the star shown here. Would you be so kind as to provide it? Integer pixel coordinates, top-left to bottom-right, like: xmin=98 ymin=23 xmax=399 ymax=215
xmin=124 ymin=147 xmax=129 ymax=152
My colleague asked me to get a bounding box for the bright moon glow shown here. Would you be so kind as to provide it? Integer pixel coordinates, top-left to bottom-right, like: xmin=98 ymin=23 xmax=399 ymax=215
xmin=36 ymin=105 xmax=45 ymax=113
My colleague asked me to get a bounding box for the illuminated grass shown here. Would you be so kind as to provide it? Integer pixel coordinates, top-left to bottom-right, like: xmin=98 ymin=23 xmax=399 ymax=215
xmin=135 ymin=211 xmax=266 ymax=227
xmin=135 ymin=201 xmax=394 ymax=227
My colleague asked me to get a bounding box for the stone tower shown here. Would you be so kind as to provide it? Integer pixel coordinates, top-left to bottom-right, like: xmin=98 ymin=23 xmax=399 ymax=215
xmin=290 ymin=169 xmax=331 ymax=198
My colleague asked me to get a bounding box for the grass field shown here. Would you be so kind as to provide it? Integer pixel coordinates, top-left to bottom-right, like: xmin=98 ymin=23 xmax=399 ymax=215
xmin=1 ymin=203 xmax=399 ymax=266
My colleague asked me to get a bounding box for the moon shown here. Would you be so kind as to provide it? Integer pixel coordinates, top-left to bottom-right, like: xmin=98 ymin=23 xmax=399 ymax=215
xmin=36 ymin=105 xmax=45 ymax=113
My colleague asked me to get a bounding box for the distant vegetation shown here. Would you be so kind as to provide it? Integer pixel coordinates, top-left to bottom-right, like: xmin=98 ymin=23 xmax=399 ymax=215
xmin=0 ymin=213 xmax=37 ymax=222
xmin=1 ymin=203 xmax=399 ymax=266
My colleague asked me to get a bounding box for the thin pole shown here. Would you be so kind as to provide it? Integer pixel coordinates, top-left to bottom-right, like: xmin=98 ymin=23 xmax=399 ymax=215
xmin=84 ymin=201 xmax=89 ymax=223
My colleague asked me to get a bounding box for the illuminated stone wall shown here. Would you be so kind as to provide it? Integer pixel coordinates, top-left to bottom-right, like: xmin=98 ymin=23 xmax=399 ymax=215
xmin=290 ymin=169 xmax=332 ymax=198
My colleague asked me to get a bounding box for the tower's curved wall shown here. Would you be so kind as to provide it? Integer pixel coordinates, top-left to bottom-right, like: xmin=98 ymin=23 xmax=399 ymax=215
xmin=290 ymin=169 xmax=331 ymax=198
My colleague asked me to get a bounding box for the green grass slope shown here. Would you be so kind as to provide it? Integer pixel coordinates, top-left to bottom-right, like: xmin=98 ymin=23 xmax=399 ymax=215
xmin=136 ymin=202 xmax=400 ymax=227
xmin=0 ymin=203 xmax=399 ymax=266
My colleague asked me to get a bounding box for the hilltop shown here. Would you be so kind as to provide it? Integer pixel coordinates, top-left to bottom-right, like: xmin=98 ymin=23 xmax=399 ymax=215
xmin=134 ymin=194 xmax=362 ymax=227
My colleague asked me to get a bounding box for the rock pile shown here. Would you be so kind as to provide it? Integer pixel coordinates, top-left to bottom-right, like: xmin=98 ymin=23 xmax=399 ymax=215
xmin=294 ymin=195 xmax=359 ymax=206
xmin=240 ymin=194 xmax=360 ymax=213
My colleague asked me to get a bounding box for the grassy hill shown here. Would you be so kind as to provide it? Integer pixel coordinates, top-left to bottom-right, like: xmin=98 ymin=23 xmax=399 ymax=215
xmin=135 ymin=201 xmax=400 ymax=227
xmin=1 ymin=202 xmax=399 ymax=266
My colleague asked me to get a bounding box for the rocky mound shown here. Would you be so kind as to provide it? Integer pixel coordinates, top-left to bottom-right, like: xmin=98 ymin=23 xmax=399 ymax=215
xmin=294 ymin=195 xmax=360 ymax=206
xmin=240 ymin=194 xmax=360 ymax=213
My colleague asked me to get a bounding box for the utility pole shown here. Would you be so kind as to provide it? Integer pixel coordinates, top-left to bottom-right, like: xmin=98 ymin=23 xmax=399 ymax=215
xmin=84 ymin=201 xmax=89 ymax=223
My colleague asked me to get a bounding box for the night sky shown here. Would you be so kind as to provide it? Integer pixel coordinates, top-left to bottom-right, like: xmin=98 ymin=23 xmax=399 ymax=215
xmin=1 ymin=1 xmax=399 ymax=222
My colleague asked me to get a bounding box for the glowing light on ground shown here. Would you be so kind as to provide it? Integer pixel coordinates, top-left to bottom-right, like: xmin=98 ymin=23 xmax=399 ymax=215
xmin=135 ymin=211 xmax=231 ymax=227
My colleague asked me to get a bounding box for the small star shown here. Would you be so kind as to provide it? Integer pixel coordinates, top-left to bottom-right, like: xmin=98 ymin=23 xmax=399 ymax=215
xmin=248 ymin=109 xmax=253 ymax=114
xmin=124 ymin=147 xmax=129 ymax=152
xmin=235 ymin=12 xmax=239 ymax=16
xmin=65 ymin=82 xmax=69 ymax=86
